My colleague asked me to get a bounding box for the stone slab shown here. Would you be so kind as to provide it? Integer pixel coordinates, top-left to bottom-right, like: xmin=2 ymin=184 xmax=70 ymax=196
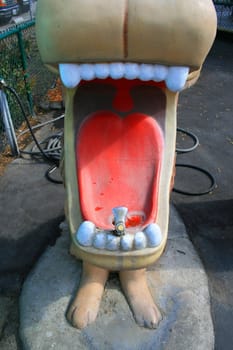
xmin=19 ymin=206 xmax=214 ymax=350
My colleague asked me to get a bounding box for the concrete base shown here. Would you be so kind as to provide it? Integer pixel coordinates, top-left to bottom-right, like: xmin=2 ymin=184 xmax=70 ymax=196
xmin=19 ymin=206 xmax=214 ymax=350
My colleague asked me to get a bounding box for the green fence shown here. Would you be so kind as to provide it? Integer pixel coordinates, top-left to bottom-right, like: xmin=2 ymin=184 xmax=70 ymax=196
xmin=0 ymin=20 xmax=56 ymax=133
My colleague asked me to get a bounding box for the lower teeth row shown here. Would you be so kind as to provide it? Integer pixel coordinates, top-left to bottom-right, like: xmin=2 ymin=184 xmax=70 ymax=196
xmin=76 ymin=221 xmax=162 ymax=251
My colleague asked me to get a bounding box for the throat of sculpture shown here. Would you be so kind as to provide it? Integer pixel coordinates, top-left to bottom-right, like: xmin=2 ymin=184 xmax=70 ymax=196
xmin=36 ymin=0 xmax=217 ymax=329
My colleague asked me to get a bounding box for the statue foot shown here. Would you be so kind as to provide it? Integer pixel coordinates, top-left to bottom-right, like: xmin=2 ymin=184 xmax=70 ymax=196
xmin=67 ymin=262 xmax=109 ymax=329
xmin=119 ymin=268 xmax=162 ymax=329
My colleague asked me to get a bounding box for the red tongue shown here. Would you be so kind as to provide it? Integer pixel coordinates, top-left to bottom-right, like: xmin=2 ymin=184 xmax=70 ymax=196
xmin=76 ymin=111 xmax=163 ymax=229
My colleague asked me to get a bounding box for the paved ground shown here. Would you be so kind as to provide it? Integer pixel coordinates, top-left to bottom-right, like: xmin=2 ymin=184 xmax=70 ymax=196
xmin=0 ymin=31 xmax=232 ymax=349
xmin=172 ymin=31 xmax=233 ymax=350
xmin=0 ymin=123 xmax=65 ymax=349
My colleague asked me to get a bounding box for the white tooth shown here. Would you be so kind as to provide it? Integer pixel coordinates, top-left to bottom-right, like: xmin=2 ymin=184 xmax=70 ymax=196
xmin=139 ymin=64 xmax=154 ymax=81
xmin=120 ymin=234 xmax=134 ymax=251
xmin=165 ymin=66 xmax=189 ymax=92
xmin=124 ymin=63 xmax=140 ymax=80
xmin=153 ymin=65 xmax=168 ymax=82
xmin=76 ymin=221 xmax=95 ymax=247
xmin=95 ymin=64 xmax=110 ymax=79
xmin=106 ymin=233 xmax=120 ymax=251
xmin=144 ymin=223 xmax=162 ymax=247
xmin=80 ymin=64 xmax=96 ymax=81
xmin=134 ymin=231 xmax=147 ymax=250
xmin=59 ymin=63 xmax=80 ymax=89
xmin=109 ymin=63 xmax=125 ymax=79
xmin=93 ymin=232 xmax=106 ymax=249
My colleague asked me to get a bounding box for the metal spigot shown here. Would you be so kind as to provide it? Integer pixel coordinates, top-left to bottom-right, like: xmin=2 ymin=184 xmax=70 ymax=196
xmin=112 ymin=206 xmax=128 ymax=236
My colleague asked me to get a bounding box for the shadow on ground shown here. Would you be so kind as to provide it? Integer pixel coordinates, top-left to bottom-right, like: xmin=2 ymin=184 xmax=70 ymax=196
xmin=176 ymin=199 xmax=233 ymax=350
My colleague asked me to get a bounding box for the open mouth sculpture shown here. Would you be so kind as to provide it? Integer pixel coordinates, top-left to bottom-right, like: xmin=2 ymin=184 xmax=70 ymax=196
xmin=36 ymin=0 xmax=217 ymax=329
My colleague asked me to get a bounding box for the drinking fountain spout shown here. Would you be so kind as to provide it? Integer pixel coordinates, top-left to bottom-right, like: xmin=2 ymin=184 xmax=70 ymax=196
xmin=112 ymin=206 xmax=128 ymax=236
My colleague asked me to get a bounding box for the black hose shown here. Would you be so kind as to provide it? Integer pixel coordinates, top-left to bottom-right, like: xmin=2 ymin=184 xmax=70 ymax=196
xmin=176 ymin=127 xmax=199 ymax=153
xmin=173 ymin=164 xmax=216 ymax=196
xmin=5 ymin=85 xmax=63 ymax=184
xmin=45 ymin=164 xmax=63 ymax=184
xmin=5 ymin=86 xmax=56 ymax=164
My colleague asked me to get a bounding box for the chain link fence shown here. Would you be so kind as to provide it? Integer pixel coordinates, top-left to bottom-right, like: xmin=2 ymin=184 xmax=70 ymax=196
xmin=0 ymin=20 xmax=56 ymax=136
xmin=214 ymin=1 xmax=233 ymax=32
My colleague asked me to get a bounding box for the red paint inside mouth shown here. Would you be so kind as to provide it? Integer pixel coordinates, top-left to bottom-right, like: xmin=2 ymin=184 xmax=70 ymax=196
xmin=125 ymin=215 xmax=144 ymax=227
xmin=76 ymin=80 xmax=164 ymax=229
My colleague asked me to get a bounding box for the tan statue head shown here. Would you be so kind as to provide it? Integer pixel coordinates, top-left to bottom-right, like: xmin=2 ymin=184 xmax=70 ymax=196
xmin=36 ymin=0 xmax=217 ymax=270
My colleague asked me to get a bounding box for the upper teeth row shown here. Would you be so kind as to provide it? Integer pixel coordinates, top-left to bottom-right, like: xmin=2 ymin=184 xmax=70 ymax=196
xmin=59 ymin=63 xmax=189 ymax=92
